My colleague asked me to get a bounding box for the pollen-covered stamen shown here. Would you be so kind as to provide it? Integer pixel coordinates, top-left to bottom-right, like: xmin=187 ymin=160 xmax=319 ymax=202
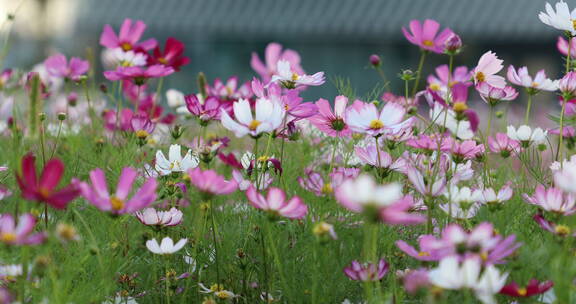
xmin=248 ymin=120 xmax=261 ymax=131
xmin=423 ymin=40 xmax=434 ymax=47
xmin=429 ymin=83 xmax=441 ymax=91
xmin=321 ymin=183 xmax=333 ymax=194
xmin=330 ymin=118 xmax=346 ymax=131
xmin=417 ymin=251 xmax=430 ymax=257
xmin=517 ymin=288 xmax=527 ymax=296
xmin=369 ymin=119 xmax=384 ymax=130
xmin=0 ymin=233 xmax=16 ymax=243
xmin=135 ymin=130 xmax=149 ymax=139
xmin=573 ymin=19 xmax=576 ymax=31
xmin=121 ymin=42 xmax=133 ymax=51
xmin=531 ymin=81 xmax=539 ymax=88
xmin=169 ymin=161 xmax=181 ymax=170
xmin=291 ymin=73 xmax=300 ymax=81
xmin=39 ymin=187 xmax=51 ymax=199
xmin=476 ymin=72 xmax=485 ymax=82
xmin=555 ymin=224 xmax=571 ymax=236
xmin=453 ymin=102 xmax=468 ymax=113
xmin=110 ymin=196 xmax=125 ymax=211
xmin=158 ymin=57 xmax=168 ymax=65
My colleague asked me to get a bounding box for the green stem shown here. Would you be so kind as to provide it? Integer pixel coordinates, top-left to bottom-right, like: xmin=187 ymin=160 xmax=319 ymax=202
xmin=165 ymin=257 xmax=171 ymax=304
xmin=558 ymin=96 xmax=568 ymax=163
xmin=209 ymin=200 xmax=221 ymax=284
xmin=264 ymin=219 xmax=291 ymax=303
xmin=524 ymin=93 xmax=533 ymax=125
xmin=411 ymin=51 xmax=428 ymax=97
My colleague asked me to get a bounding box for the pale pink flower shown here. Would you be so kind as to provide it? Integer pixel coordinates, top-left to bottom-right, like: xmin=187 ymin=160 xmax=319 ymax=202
xmin=475 ymin=82 xmax=518 ymax=105
xmin=346 ymin=101 xmax=413 ymax=137
xmin=488 ymin=133 xmax=521 ymax=157
xmin=251 ymin=42 xmax=303 ymax=82
xmin=0 ymin=213 xmax=46 ymax=245
xmin=523 ymin=185 xmax=576 ymax=215
xmin=136 ymin=207 xmax=183 ymax=227
xmin=270 ymin=60 xmax=325 ymax=88
xmin=401 ymin=19 xmax=454 ymax=53
xmin=344 ymin=259 xmax=389 ymax=282
xmin=245 ymin=186 xmax=308 ymax=219
xmin=507 ymin=66 xmax=558 ymax=92
xmin=44 ymin=53 xmax=89 ymax=81
xmin=472 ymin=51 xmax=506 ymax=88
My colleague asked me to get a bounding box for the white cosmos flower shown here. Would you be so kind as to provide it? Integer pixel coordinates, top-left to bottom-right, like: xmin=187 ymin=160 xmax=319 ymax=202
xmin=428 ymin=256 xmax=507 ymax=304
xmin=166 ymin=89 xmax=189 ymax=114
xmin=155 ymin=144 xmax=199 ymax=176
xmin=336 ymin=174 xmax=403 ymax=210
xmin=506 ymin=125 xmax=547 ymax=145
xmin=146 ymin=237 xmax=187 ymax=255
xmin=270 ymin=60 xmax=325 ymax=88
xmin=539 ymin=1 xmax=576 ymax=36
xmin=430 ymin=103 xmax=474 ymax=140
xmin=0 ymin=264 xmax=22 ymax=278
xmin=135 ymin=207 xmax=183 ymax=227
xmin=101 ymin=48 xmax=147 ymax=69
xmin=220 ymin=98 xmax=285 ymax=138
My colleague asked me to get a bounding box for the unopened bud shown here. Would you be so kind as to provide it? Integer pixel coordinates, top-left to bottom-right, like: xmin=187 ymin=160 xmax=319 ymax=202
xmin=444 ymin=33 xmax=462 ymax=54
xmin=57 ymin=112 xmax=67 ymax=121
xmin=38 ymin=112 xmax=46 ymax=121
xmin=369 ymin=54 xmax=381 ymax=67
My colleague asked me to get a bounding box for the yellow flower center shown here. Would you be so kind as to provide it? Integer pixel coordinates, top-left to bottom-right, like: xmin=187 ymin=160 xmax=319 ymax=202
xmin=531 ymin=82 xmax=539 ymax=88
xmin=291 ymin=73 xmax=300 ymax=81
xmin=453 ymin=102 xmax=468 ymax=113
xmin=555 ymin=224 xmax=571 ymax=236
xmin=248 ymin=120 xmax=261 ymax=131
xmin=210 ymin=283 xmax=224 ymax=292
xmin=573 ymin=19 xmax=576 ymax=30
xmin=321 ymin=183 xmax=333 ymax=194
xmin=110 ymin=196 xmax=125 ymax=211
xmin=418 ymin=251 xmax=430 ymax=257
xmin=257 ymin=155 xmax=269 ymax=163
xmin=215 ymin=291 xmax=231 ymax=299
xmin=39 ymin=187 xmax=51 ymax=199
xmin=135 ymin=130 xmax=149 ymax=139
xmin=169 ymin=161 xmax=180 ymax=170
xmin=480 ymin=251 xmax=488 ymax=261
xmin=369 ymin=119 xmax=384 ymax=130
xmin=121 ymin=42 xmax=132 ymax=51
xmin=423 ymin=40 xmax=434 ymax=47
xmin=226 ymin=87 xmax=233 ymax=96
xmin=158 ymin=57 xmax=168 ymax=65
xmin=313 ymin=222 xmax=331 ymax=236
xmin=429 ymin=83 xmax=441 ymax=91
xmin=120 ymin=60 xmax=133 ymax=67
xmin=448 ymin=81 xmax=457 ymax=88
xmin=517 ymin=287 xmax=527 ymax=296
xmin=476 ymin=72 xmax=485 ymax=82
xmin=0 ymin=233 xmax=16 ymax=243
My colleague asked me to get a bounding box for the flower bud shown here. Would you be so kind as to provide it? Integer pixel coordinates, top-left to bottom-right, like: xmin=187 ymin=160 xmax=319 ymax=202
xmin=444 ymin=33 xmax=462 ymax=54
xmin=57 ymin=112 xmax=67 ymax=121
xmin=38 ymin=112 xmax=46 ymax=122
xmin=369 ymin=54 xmax=381 ymax=67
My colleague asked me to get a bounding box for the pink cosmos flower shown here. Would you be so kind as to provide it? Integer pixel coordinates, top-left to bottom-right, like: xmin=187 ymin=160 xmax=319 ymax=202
xmin=16 ymin=153 xmax=80 ymax=210
xmin=100 ymin=18 xmax=157 ymax=51
xmin=523 ymin=185 xmax=576 ymax=215
xmin=0 ymin=213 xmax=46 ymax=245
xmin=406 ymin=134 xmax=453 ymax=152
xmin=135 ymin=207 xmax=183 ymax=227
xmin=103 ymin=108 xmax=134 ymax=132
xmin=475 ymin=82 xmax=518 ymax=105
xmin=558 ymin=71 xmax=576 ymax=97
xmin=402 ymin=269 xmax=431 ymax=294
xmin=355 ymin=145 xmax=405 ymax=170
xmin=557 ymin=36 xmax=576 ymax=57
xmin=401 ymin=19 xmax=454 ymax=53
xmin=148 ymin=37 xmax=190 ymax=71
xmin=185 ymin=95 xmax=222 ymax=123
xmin=44 ymin=53 xmax=89 ymax=81
xmin=252 ymin=79 xmax=317 ymax=119
xmin=270 ymin=60 xmax=325 ymax=89
xmin=487 ymin=133 xmax=521 ymax=157
xmin=343 ymin=259 xmax=389 ymax=282
xmin=232 ymin=169 xmax=273 ymax=191
xmin=507 ymin=66 xmax=558 ymax=92
xmin=207 ymin=76 xmax=253 ymax=102
xmin=406 ymin=166 xmax=446 ymax=197
xmin=245 ymin=186 xmax=308 ymax=219
xmin=78 ymin=167 xmax=157 ymax=214
xmin=131 ymin=114 xmax=156 ymax=137
xmin=251 ymin=42 xmax=303 ymax=83
xmin=533 ymin=213 xmax=576 ymax=237
xmin=346 ymin=101 xmax=413 ymax=137
xmin=450 ymin=140 xmax=485 ymax=161
xmin=396 ymin=235 xmax=447 ymax=261
xmin=297 ymin=168 xmax=345 ymax=196
xmin=472 ymin=51 xmax=506 ymax=88
xmin=188 ymin=167 xmax=238 ymax=196
xmin=308 ymin=96 xmax=358 ymax=137
xmin=104 ymin=65 xmax=174 ymax=85
xmin=427 ymin=65 xmax=472 ymax=92
xmin=479 ymin=183 xmax=513 ymax=205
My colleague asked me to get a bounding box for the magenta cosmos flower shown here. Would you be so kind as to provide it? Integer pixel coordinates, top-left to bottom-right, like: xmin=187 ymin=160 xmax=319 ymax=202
xmin=148 ymin=37 xmax=190 ymax=71
xmin=251 ymin=42 xmax=303 ymax=82
xmin=78 ymin=167 xmax=157 ymax=214
xmin=245 ymin=185 xmax=308 ymax=219
xmin=44 ymin=53 xmax=89 ymax=81
xmin=450 ymin=140 xmax=485 ymax=161
xmin=523 ymin=185 xmax=576 ymax=215
xmin=346 ymin=101 xmax=413 ymax=137
xmin=16 ymin=153 xmax=80 ymax=210
xmin=104 ymin=65 xmax=174 ymax=85
xmin=355 ymin=145 xmax=405 ymax=171
xmin=475 ymin=82 xmax=518 ymax=105
xmin=402 ymin=19 xmax=453 ymax=53
xmin=472 ymin=51 xmax=506 ymax=88
xmin=187 ymin=167 xmax=238 ymax=196
xmin=500 ymin=279 xmax=554 ymax=298
xmin=396 ymin=235 xmax=447 ymax=261
xmin=185 ymin=94 xmax=222 ymax=124
xmin=0 ymin=213 xmax=46 ymax=245
xmin=308 ymin=95 xmax=359 ymax=137
xmin=100 ymin=18 xmax=157 ymax=51
xmin=343 ymin=259 xmax=389 ymax=282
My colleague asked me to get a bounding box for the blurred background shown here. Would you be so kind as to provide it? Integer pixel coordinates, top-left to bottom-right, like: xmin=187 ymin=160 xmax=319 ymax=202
xmin=0 ymin=0 xmax=566 ymax=125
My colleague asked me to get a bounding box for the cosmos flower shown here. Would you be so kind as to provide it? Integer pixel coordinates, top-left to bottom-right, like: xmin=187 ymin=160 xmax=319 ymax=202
xmin=308 ymin=96 xmax=357 ymax=137
xmin=246 ymin=186 xmax=307 ymax=219
xmin=487 ymin=133 xmax=521 ymax=157
xmin=538 ymin=1 xmax=576 ymax=36
xmin=270 ymin=60 xmax=325 ymax=89
xmin=558 ymin=71 xmax=576 ymax=97
xmin=155 ymin=144 xmax=199 ymax=176
xmin=100 ymin=18 xmax=157 ymax=51
xmin=343 ymin=259 xmax=389 ymax=282
xmin=472 ymin=51 xmax=506 ymax=88
xmin=523 ymin=185 xmax=576 ymax=215
xmin=475 ymin=82 xmax=518 ymax=105
xmin=500 ymin=279 xmax=554 ymax=298
xmin=148 ymin=37 xmax=190 ymax=71
xmin=188 ymin=167 xmax=238 ymax=196
xmin=407 ymin=166 xmax=446 ymax=197
xmin=354 ymin=145 xmax=406 ymax=170
xmin=346 ymin=101 xmax=413 ymax=137
xmin=185 ymin=94 xmax=222 ymax=123
xmin=557 ymin=36 xmax=576 ymax=57
xmin=220 ymin=98 xmax=285 ymax=138
xmin=78 ymin=167 xmax=157 ymax=214
xmin=146 ymin=237 xmax=187 ymax=255
xmin=478 ymin=183 xmax=513 ymax=205
xmin=104 ymin=65 xmax=174 ymax=85
xmin=44 ymin=53 xmax=89 ymax=81
xmin=251 ymin=42 xmax=303 ymax=82
xmin=0 ymin=213 xmax=46 ymax=246
xmin=507 ymin=66 xmax=558 ymax=92
xmin=16 ymin=153 xmax=80 ymax=210
xmin=506 ymin=125 xmax=547 ymax=146
xmin=401 ymin=19 xmax=454 ymax=53
xmin=450 ymin=140 xmax=485 ymax=161
xmin=135 ymin=207 xmax=183 ymax=227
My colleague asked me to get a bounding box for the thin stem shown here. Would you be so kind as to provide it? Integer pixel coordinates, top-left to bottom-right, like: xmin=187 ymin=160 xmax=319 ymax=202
xmin=165 ymin=258 xmax=171 ymax=304
xmin=209 ymin=200 xmax=221 ymax=284
xmin=567 ymin=36 xmax=572 ymax=74
xmin=411 ymin=51 xmax=428 ymax=97
xmin=557 ymin=96 xmax=568 ymax=163
xmin=524 ymin=93 xmax=533 ymax=125
xmin=264 ymin=219 xmax=291 ymax=303
xmin=260 ymin=227 xmax=269 ymax=303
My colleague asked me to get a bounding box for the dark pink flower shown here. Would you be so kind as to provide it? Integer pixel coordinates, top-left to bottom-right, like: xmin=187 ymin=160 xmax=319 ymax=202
xmin=344 ymin=259 xmax=389 ymax=282
xmin=104 ymin=65 xmax=174 ymax=85
xmin=185 ymin=94 xmax=222 ymax=123
xmin=16 ymin=153 xmax=80 ymax=210
xmin=500 ymin=279 xmax=554 ymax=298
xmin=44 ymin=53 xmax=89 ymax=81
xmin=251 ymin=42 xmax=303 ymax=82
xmin=188 ymin=167 xmax=238 ymax=196
xmin=148 ymin=37 xmax=190 ymax=71
xmin=100 ymin=18 xmax=157 ymax=51
xmin=402 ymin=19 xmax=454 ymax=53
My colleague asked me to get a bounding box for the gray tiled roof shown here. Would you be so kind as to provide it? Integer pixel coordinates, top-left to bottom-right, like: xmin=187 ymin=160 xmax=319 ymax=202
xmin=75 ymin=0 xmax=557 ymax=42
